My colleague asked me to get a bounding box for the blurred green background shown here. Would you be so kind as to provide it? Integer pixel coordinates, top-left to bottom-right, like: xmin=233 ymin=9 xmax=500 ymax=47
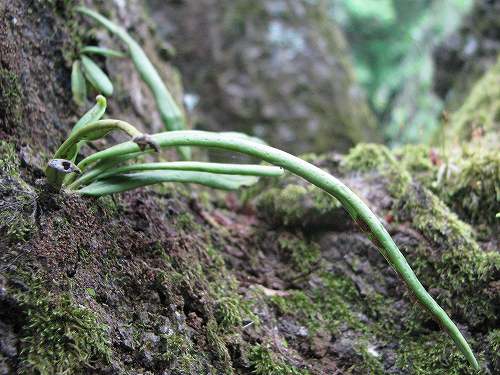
xmin=330 ymin=0 xmax=473 ymax=145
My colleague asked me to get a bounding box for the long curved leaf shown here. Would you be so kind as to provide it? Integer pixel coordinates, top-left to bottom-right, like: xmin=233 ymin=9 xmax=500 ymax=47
xmin=78 ymin=171 xmax=259 ymax=196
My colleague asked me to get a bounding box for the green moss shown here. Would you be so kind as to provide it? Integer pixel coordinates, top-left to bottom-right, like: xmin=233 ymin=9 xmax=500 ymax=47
xmin=248 ymin=344 xmax=308 ymax=375
xmin=214 ymin=295 xmax=245 ymax=330
xmin=393 ymin=144 xmax=438 ymax=188
xmin=309 ymin=185 xmax=342 ymax=214
xmin=355 ymin=339 xmax=385 ymax=374
xmin=0 ymin=68 xmax=23 ymax=130
xmin=397 ymin=333 xmax=480 ymax=374
xmin=256 ymin=183 xmax=341 ymax=226
xmin=486 ymin=329 xmax=500 ymax=371
xmin=272 ymin=272 xmax=363 ymax=335
xmin=0 ymin=178 xmax=36 ymax=244
xmin=175 ymin=212 xmax=200 ymax=231
xmin=160 ymin=332 xmax=193 ymax=362
xmin=0 ymin=142 xmax=34 ymax=243
xmin=211 ymin=273 xmax=258 ymax=332
xmin=96 ymin=195 xmax=120 ymax=216
xmin=159 ymin=330 xmax=208 ymax=373
xmin=271 ymin=291 xmax=319 ymax=330
xmin=155 ymin=239 xmax=239 ymax=373
xmin=341 ymin=143 xmax=396 ymax=173
xmin=17 ymin=284 xmax=110 ymax=374
xmin=0 ymin=141 xmax=19 ymax=177
xmin=206 ymin=319 xmax=233 ymax=372
xmin=277 ymin=233 xmax=320 ymax=273
xmin=256 ymin=185 xmax=308 ymax=226
xmin=441 ymin=151 xmax=499 ymax=225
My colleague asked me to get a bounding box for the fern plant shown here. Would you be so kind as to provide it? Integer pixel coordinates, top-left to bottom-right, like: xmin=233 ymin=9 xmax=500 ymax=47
xmin=46 ymin=96 xmax=280 ymax=193
xmin=46 ymin=94 xmax=479 ymax=370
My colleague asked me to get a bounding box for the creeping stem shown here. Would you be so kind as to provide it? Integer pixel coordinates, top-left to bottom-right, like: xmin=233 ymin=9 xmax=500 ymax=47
xmin=76 ymin=130 xmax=479 ymax=369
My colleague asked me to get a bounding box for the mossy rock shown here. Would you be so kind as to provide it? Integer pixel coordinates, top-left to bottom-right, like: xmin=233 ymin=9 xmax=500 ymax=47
xmin=451 ymin=56 xmax=500 ymax=141
xmin=393 ymin=144 xmax=438 ymax=188
xmin=440 ymin=151 xmax=500 ymax=225
xmin=248 ymin=344 xmax=308 ymax=375
xmin=340 ymin=143 xmax=500 ymax=328
xmin=340 ymin=143 xmax=397 ymax=173
xmin=0 ymin=142 xmax=36 ymax=244
xmin=14 ymin=281 xmax=111 ymax=374
xmin=255 ymin=183 xmax=346 ymax=229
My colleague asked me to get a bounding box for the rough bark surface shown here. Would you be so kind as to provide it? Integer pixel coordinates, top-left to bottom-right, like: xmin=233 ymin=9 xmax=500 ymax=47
xmin=146 ymin=0 xmax=379 ymax=155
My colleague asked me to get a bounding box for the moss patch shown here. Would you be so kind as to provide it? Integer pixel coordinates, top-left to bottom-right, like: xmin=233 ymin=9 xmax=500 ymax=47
xmin=277 ymin=233 xmax=321 ymax=273
xmin=271 ymin=272 xmax=367 ymax=335
xmin=0 ymin=68 xmax=23 ymax=133
xmin=0 ymin=141 xmax=19 ymax=177
xmin=248 ymin=344 xmax=309 ymax=375
xmin=440 ymin=151 xmax=500 ymax=225
xmin=0 ymin=145 xmax=36 ymax=243
xmin=397 ymin=333 xmax=480 ymax=375
xmin=340 ymin=143 xmax=396 ymax=173
xmin=486 ymin=329 xmax=500 ymax=372
xmin=16 ymin=282 xmax=110 ymax=374
xmin=393 ymin=144 xmax=438 ymax=188
xmin=256 ymin=183 xmax=342 ymax=227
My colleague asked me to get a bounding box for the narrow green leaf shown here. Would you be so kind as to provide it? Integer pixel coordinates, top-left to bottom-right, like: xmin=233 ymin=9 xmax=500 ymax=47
xmin=66 ymin=151 xmax=152 ymax=189
xmin=80 ymin=55 xmax=114 ymax=96
xmin=92 ymin=162 xmax=283 ymax=182
xmin=78 ymin=171 xmax=259 ymax=196
xmin=65 ymin=94 xmax=108 ymax=167
xmin=71 ymin=60 xmax=87 ymax=106
xmin=80 ymin=46 xmax=126 ymax=58
xmin=72 ymin=95 xmax=107 ymax=134
xmin=47 ymin=96 xmax=107 ymax=189
xmin=55 ymin=120 xmax=141 ymax=162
